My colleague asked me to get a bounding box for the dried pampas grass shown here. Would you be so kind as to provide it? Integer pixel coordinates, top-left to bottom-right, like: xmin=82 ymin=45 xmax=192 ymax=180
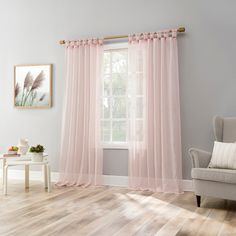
xmin=15 ymin=83 xmax=20 ymax=98
xmin=39 ymin=93 xmax=46 ymax=101
xmin=31 ymin=71 xmax=45 ymax=91
xmin=21 ymin=71 xmax=46 ymax=106
xmin=24 ymin=72 xmax=33 ymax=89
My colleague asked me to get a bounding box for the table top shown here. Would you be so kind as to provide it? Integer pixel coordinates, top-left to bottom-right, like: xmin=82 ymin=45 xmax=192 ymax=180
xmin=6 ymin=160 xmax=49 ymax=166
xmin=0 ymin=153 xmax=48 ymax=160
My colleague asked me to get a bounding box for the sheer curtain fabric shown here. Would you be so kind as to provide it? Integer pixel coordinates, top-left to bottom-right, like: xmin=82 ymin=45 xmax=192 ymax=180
xmin=58 ymin=39 xmax=103 ymax=186
xmin=128 ymin=30 xmax=182 ymax=193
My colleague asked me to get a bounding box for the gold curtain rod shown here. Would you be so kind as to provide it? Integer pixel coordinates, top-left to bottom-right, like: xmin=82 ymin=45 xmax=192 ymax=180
xmin=59 ymin=27 xmax=185 ymax=45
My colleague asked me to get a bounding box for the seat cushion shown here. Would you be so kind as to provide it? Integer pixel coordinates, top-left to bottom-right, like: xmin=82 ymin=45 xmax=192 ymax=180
xmin=192 ymin=168 xmax=236 ymax=184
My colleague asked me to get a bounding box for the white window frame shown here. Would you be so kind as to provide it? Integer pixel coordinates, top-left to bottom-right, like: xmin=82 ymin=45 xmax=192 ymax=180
xmin=102 ymin=42 xmax=129 ymax=149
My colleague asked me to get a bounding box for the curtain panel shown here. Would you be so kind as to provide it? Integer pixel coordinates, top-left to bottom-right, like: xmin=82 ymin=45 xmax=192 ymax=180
xmin=128 ymin=30 xmax=183 ymax=193
xmin=57 ymin=39 xmax=104 ymax=186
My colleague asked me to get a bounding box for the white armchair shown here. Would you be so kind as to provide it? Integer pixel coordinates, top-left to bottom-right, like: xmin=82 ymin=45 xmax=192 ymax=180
xmin=189 ymin=116 xmax=236 ymax=207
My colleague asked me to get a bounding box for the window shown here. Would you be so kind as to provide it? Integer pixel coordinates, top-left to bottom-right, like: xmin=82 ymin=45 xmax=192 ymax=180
xmin=101 ymin=43 xmax=128 ymax=147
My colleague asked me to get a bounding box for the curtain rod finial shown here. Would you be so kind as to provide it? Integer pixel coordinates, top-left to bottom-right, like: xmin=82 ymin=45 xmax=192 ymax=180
xmin=59 ymin=40 xmax=66 ymax=45
xmin=178 ymin=27 xmax=185 ymax=33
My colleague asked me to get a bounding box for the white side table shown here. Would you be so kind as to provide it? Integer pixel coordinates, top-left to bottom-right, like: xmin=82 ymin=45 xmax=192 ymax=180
xmin=3 ymin=159 xmax=51 ymax=195
xmin=0 ymin=153 xmax=48 ymax=184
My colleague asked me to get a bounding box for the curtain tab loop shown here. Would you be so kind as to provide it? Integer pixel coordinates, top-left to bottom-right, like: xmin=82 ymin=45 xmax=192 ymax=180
xmin=157 ymin=33 xmax=161 ymax=39
xmin=143 ymin=33 xmax=148 ymax=40
xmin=98 ymin=39 xmax=104 ymax=45
xmin=164 ymin=31 xmax=169 ymax=38
xmin=128 ymin=28 xmax=179 ymax=43
xmin=172 ymin=29 xmax=177 ymax=38
xmin=65 ymin=41 xmax=70 ymax=48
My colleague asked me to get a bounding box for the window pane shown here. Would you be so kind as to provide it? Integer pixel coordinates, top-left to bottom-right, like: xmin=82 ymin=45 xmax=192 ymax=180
xmin=136 ymin=73 xmax=143 ymax=95
xmin=112 ymin=121 xmax=126 ymax=142
xmin=112 ymin=51 xmax=127 ymax=73
xmin=103 ymin=75 xmax=111 ymax=96
xmin=112 ymin=73 xmax=126 ymax=96
xmin=102 ymin=121 xmax=111 ymax=142
xmin=112 ymin=97 xmax=126 ymax=118
xmin=136 ymin=97 xmax=143 ymax=118
xmin=102 ymin=97 xmax=110 ymax=119
xmin=127 ymin=73 xmax=143 ymax=96
xmin=137 ymin=50 xmax=144 ymax=73
xmin=127 ymin=97 xmax=143 ymax=119
xmin=104 ymin=52 xmax=111 ymax=74
xmin=102 ymin=48 xmax=129 ymax=145
xmin=127 ymin=97 xmax=131 ymax=118
xmin=136 ymin=120 xmax=143 ymax=141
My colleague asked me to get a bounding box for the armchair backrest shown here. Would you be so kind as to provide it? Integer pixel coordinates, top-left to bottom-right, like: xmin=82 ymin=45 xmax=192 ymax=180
xmin=214 ymin=116 xmax=236 ymax=142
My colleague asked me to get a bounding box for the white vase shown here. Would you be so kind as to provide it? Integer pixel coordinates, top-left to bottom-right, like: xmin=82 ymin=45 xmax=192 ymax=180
xmin=31 ymin=152 xmax=43 ymax=162
xmin=17 ymin=139 xmax=29 ymax=155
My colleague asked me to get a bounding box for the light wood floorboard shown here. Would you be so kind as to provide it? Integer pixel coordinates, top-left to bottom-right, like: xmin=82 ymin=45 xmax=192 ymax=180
xmin=0 ymin=180 xmax=235 ymax=236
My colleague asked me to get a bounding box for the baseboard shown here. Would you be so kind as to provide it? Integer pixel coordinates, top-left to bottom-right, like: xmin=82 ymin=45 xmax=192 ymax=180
xmin=104 ymin=175 xmax=193 ymax=191
xmin=2 ymin=170 xmax=193 ymax=191
xmin=182 ymin=179 xmax=193 ymax=191
xmin=3 ymin=169 xmax=60 ymax=182
xmin=103 ymin=175 xmax=129 ymax=187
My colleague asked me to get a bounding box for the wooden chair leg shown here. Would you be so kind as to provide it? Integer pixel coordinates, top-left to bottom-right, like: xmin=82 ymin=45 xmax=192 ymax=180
xmin=196 ymin=195 xmax=201 ymax=207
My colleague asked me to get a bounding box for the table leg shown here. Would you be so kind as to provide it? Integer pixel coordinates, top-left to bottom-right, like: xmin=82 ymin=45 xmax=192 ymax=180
xmin=25 ymin=165 xmax=29 ymax=189
xmin=46 ymin=164 xmax=51 ymax=193
xmin=43 ymin=165 xmax=48 ymax=189
xmin=3 ymin=165 xmax=8 ymax=195
xmin=2 ymin=159 xmax=6 ymax=185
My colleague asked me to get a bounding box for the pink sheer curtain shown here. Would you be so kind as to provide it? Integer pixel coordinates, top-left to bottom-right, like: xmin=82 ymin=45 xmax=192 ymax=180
xmin=128 ymin=30 xmax=182 ymax=193
xmin=57 ymin=39 xmax=103 ymax=187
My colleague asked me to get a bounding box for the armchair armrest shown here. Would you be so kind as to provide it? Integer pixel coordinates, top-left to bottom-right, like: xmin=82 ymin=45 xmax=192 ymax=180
xmin=188 ymin=148 xmax=212 ymax=168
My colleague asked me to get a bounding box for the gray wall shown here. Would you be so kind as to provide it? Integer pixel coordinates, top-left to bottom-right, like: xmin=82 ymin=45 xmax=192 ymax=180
xmin=0 ymin=0 xmax=236 ymax=179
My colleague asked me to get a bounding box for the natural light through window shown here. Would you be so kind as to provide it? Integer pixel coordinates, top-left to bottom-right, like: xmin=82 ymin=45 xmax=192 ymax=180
xmin=101 ymin=44 xmax=128 ymax=146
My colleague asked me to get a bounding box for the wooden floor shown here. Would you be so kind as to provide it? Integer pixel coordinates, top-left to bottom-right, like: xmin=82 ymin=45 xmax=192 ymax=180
xmin=0 ymin=180 xmax=236 ymax=236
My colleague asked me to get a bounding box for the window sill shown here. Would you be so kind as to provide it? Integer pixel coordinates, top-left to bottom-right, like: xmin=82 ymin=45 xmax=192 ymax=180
xmin=102 ymin=144 xmax=128 ymax=150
